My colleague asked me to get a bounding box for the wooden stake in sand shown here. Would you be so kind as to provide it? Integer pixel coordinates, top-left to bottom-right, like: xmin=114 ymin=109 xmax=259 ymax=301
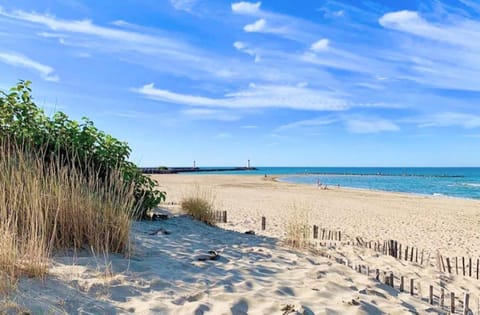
xmin=469 ymin=257 xmax=472 ymax=277
xmin=410 ymin=279 xmax=414 ymax=295
xmin=463 ymin=292 xmax=470 ymax=315
xmin=313 ymin=225 xmax=318 ymax=239
xmin=451 ymin=292 xmax=455 ymax=313
xmin=223 ymin=211 xmax=227 ymax=223
xmin=446 ymin=257 xmax=452 ymax=274
xmin=429 ymin=285 xmax=434 ymax=305
xmin=463 ymin=257 xmax=466 ymax=276
xmin=440 ymin=288 xmax=445 ymax=308
xmin=261 ymin=216 xmax=266 ymax=230
xmin=477 ymin=258 xmax=479 ymax=280
xmin=400 ymin=276 xmax=404 ymax=292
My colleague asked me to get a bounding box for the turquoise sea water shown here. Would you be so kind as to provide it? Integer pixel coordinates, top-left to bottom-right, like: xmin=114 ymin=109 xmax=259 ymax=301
xmin=187 ymin=167 xmax=480 ymax=200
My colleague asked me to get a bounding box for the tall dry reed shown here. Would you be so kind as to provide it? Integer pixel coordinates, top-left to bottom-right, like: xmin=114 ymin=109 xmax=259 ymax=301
xmin=0 ymin=140 xmax=139 ymax=279
xmin=285 ymin=204 xmax=311 ymax=249
xmin=180 ymin=184 xmax=216 ymax=225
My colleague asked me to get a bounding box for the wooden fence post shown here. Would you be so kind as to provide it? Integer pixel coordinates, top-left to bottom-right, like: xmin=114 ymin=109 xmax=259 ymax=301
xmin=440 ymin=288 xmax=444 ymax=308
xmin=400 ymin=276 xmax=404 ymax=292
xmin=451 ymin=292 xmax=455 ymax=313
xmin=405 ymin=246 xmax=408 ymax=261
xmin=410 ymin=247 xmax=414 ymax=262
xmin=456 ymin=257 xmax=459 ymax=275
xmin=446 ymin=257 xmax=452 ymax=273
xmin=390 ymin=273 xmax=394 ymax=288
xmin=429 ymin=285 xmax=434 ymax=305
xmin=463 ymin=292 xmax=470 ymax=315
xmin=477 ymin=258 xmax=479 ymax=280
xmin=469 ymin=258 xmax=472 ymax=277
xmin=399 ymin=244 xmax=402 ymax=260
xmin=223 ymin=211 xmax=227 ymax=223
xmin=261 ymin=216 xmax=266 ymax=230
xmin=463 ymin=257 xmax=466 ymax=276
xmin=410 ymin=279 xmax=414 ymax=296
xmin=313 ymin=225 xmax=318 ymax=239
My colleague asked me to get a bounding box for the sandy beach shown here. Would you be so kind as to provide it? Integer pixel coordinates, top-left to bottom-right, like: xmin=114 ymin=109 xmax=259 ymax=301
xmin=3 ymin=174 xmax=480 ymax=314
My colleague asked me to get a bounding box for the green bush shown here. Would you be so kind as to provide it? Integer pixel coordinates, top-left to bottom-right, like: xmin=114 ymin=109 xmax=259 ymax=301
xmin=0 ymin=80 xmax=165 ymax=219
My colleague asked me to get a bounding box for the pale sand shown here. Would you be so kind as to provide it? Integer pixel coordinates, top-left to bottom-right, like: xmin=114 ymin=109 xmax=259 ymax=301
xmin=3 ymin=174 xmax=480 ymax=314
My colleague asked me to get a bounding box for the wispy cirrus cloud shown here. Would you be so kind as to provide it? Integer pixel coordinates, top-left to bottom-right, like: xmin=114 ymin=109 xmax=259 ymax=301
xmin=345 ymin=117 xmax=399 ymax=134
xmin=276 ymin=117 xmax=337 ymax=131
xmin=378 ymin=9 xmax=480 ymax=91
xmin=169 ymin=0 xmax=197 ymax=12
xmin=414 ymin=112 xmax=480 ymax=129
xmin=0 ymin=51 xmax=58 ymax=81
xmin=135 ymin=83 xmax=348 ymax=111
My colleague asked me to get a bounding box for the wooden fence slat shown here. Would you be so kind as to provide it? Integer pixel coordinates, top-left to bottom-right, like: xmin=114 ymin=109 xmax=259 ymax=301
xmin=410 ymin=247 xmax=414 ymax=262
xmin=446 ymin=257 xmax=452 ymax=274
xmin=463 ymin=257 xmax=466 ymax=276
xmin=400 ymin=276 xmax=404 ymax=292
xmin=440 ymin=288 xmax=444 ymax=308
xmin=477 ymin=258 xmax=479 ymax=280
xmin=463 ymin=292 xmax=470 ymax=315
xmin=469 ymin=257 xmax=472 ymax=277
xmin=261 ymin=216 xmax=266 ymax=230
xmin=429 ymin=285 xmax=433 ymax=305
xmin=410 ymin=279 xmax=414 ymax=296
xmin=456 ymin=257 xmax=459 ymax=275
xmin=451 ymin=292 xmax=455 ymax=313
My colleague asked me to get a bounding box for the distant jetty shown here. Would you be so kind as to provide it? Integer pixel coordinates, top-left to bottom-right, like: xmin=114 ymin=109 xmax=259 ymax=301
xmin=140 ymin=167 xmax=257 ymax=174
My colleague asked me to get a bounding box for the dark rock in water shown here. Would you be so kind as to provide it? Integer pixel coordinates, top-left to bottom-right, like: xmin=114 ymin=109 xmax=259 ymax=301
xmin=149 ymin=228 xmax=171 ymax=235
xmin=197 ymin=250 xmax=219 ymax=261
xmin=244 ymin=230 xmax=255 ymax=235
xmin=150 ymin=214 xmax=169 ymax=221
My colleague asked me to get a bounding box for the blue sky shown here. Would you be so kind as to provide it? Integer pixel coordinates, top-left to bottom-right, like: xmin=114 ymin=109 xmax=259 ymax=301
xmin=1 ymin=0 xmax=480 ymax=167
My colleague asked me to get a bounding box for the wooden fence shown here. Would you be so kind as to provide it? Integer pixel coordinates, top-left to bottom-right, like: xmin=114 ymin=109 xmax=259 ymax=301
xmin=439 ymin=255 xmax=480 ymax=280
xmin=213 ymin=210 xmax=227 ymax=223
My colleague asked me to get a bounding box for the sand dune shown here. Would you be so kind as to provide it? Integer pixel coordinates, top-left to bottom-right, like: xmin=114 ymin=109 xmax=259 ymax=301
xmin=3 ymin=174 xmax=480 ymax=314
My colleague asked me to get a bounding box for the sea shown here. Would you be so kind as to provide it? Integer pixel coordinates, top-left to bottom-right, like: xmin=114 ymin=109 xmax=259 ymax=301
xmin=186 ymin=167 xmax=480 ymax=200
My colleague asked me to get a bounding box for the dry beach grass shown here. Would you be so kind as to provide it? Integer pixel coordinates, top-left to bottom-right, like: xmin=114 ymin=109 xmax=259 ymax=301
xmin=0 ymin=140 xmax=136 ymax=280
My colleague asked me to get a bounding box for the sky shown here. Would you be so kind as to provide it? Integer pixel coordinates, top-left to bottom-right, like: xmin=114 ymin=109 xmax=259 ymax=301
xmin=1 ymin=0 xmax=480 ymax=167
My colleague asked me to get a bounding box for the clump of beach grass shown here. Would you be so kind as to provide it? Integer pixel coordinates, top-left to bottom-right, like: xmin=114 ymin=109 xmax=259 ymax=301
xmin=285 ymin=204 xmax=311 ymax=249
xmin=180 ymin=184 xmax=216 ymax=225
xmin=0 ymin=140 xmax=138 ymax=280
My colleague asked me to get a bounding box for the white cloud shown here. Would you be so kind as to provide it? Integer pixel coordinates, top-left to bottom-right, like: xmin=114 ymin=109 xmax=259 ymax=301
xmin=169 ymin=0 xmax=197 ymax=12
xmin=276 ymin=117 xmax=337 ymax=131
xmin=231 ymin=2 xmax=261 ymax=14
xmin=379 ymin=10 xmax=480 ymax=49
xmin=135 ymin=83 xmax=348 ymax=111
xmin=242 ymin=125 xmax=258 ymax=129
xmin=345 ymin=118 xmax=399 ymax=134
xmin=310 ymin=38 xmax=330 ymax=52
xmin=416 ymin=112 xmax=480 ymax=129
xmin=244 ymin=18 xmax=266 ymax=32
xmin=0 ymin=52 xmax=58 ymax=82
xmin=0 ymin=8 xmax=188 ymax=52
xmin=233 ymin=41 xmax=260 ymax=62
xmin=214 ymin=132 xmax=231 ymax=139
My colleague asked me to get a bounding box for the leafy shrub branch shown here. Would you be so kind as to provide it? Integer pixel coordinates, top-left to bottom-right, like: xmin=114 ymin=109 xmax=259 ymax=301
xmin=0 ymin=80 xmax=165 ymax=218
